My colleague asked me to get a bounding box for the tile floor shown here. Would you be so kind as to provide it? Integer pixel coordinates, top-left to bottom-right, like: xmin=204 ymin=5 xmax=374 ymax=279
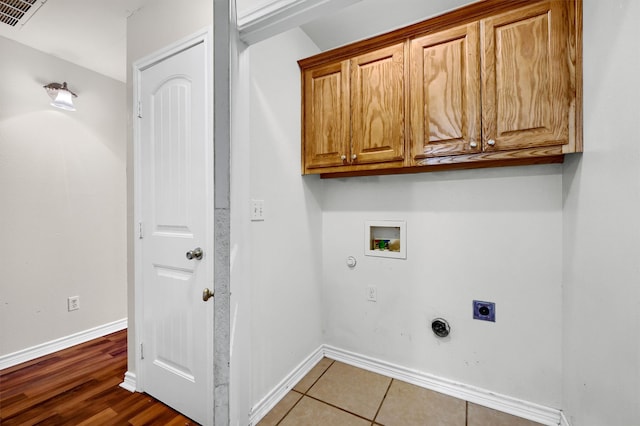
xmin=257 ymin=358 xmax=543 ymax=426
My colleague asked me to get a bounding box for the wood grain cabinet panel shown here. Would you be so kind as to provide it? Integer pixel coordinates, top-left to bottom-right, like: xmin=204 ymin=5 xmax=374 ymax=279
xmin=351 ymin=43 xmax=405 ymax=166
xmin=410 ymin=22 xmax=481 ymax=162
xmin=481 ymin=1 xmax=570 ymax=152
xmin=302 ymin=61 xmax=350 ymax=171
xmin=301 ymin=43 xmax=406 ymax=174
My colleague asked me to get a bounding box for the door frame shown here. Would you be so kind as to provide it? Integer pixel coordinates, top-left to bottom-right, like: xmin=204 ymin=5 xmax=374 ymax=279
xmin=132 ymin=27 xmax=214 ymax=423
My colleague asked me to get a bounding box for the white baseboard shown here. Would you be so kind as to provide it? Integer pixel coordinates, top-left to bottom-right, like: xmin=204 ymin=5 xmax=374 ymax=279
xmin=248 ymin=345 xmax=324 ymax=425
xmin=250 ymin=344 xmax=563 ymax=426
xmin=0 ymin=318 xmax=127 ymax=370
xmin=325 ymin=345 xmax=561 ymax=426
xmin=120 ymin=371 xmax=137 ymax=392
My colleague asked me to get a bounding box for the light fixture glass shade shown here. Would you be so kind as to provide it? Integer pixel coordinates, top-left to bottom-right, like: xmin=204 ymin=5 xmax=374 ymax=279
xmin=51 ymin=89 xmax=75 ymax=111
xmin=43 ymin=82 xmax=77 ymax=111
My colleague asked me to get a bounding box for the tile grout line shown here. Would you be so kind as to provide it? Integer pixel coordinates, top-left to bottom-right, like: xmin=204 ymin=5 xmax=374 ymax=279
xmin=272 ymin=358 xmax=542 ymax=426
xmin=275 ymin=359 xmax=335 ymax=426
xmin=303 ymin=359 xmax=335 ymax=396
xmin=299 ymin=360 xmax=393 ymax=425
xmin=465 ymin=400 xmax=469 ymax=426
xmin=303 ymin=393 xmax=377 ymax=424
xmin=273 ymin=390 xmax=304 ymax=426
xmin=372 ymin=377 xmax=393 ymax=425
xmin=305 ymin=358 xmax=382 ymax=424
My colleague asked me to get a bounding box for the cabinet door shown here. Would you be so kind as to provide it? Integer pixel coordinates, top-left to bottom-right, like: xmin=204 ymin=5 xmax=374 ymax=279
xmin=481 ymin=1 xmax=569 ymax=151
xmin=410 ymin=23 xmax=480 ymax=161
xmin=303 ymin=60 xmax=350 ymax=171
xmin=350 ymin=43 xmax=405 ymax=165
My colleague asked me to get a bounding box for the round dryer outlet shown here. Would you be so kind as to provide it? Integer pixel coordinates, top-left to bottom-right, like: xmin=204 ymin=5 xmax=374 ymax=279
xmin=431 ymin=318 xmax=450 ymax=338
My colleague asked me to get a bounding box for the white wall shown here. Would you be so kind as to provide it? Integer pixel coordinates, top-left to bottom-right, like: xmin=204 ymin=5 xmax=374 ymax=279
xmin=230 ymin=38 xmax=253 ymax=426
xmin=125 ymin=0 xmax=213 ymax=385
xmin=322 ymin=167 xmax=563 ymax=407
xmin=244 ymin=0 xmax=566 ymax=414
xmin=247 ymin=27 xmax=325 ymax=405
xmin=562 ymin=0 xmax=640 ymax=424
xmin=0 ymin=36 xmax=126 ymax=355
xmin=245 ymin=18 xmax=564 ymax=414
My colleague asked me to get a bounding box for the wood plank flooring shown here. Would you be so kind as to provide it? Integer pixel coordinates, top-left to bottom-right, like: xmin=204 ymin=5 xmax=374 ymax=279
xmin=0 ymin=330 xmax=198 ymax=425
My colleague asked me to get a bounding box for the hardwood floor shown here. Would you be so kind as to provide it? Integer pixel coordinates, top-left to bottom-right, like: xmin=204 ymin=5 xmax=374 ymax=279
xmin=0 ymin=330 xmax=198 ymax=425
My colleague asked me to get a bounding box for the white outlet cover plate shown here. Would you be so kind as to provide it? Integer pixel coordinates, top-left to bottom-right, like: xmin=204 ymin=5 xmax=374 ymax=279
xmin=68 ymin=296 xmax=80 ymax=311
xmin=367 ymin=285 xmax=377 ymax=302
xmin=251 ymin=199 xmax=265 ymax=221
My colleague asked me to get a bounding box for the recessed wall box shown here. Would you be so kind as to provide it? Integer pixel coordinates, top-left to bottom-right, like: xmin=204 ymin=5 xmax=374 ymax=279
xmin=365 ymin=220 xmax=406 ymax=259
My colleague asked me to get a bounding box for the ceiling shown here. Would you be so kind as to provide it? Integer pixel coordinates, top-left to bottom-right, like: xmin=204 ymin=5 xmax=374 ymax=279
xmin=0 ymin=0 xmax=151 ymax=82
xmin=0 ymin=0 xmax=472 ymax=83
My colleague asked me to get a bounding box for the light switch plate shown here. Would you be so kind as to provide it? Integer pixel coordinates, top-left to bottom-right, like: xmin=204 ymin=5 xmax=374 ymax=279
xmin=251 ymin=199 xmax=265 ymax=221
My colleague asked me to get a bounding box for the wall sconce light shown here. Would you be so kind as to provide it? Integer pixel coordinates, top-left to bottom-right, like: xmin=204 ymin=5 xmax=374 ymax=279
xmin=43 ymin=82 xmax=77 ymax=111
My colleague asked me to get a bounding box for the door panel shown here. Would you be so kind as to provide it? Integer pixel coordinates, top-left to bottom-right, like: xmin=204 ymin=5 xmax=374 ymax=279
xmin=139 ymin=40 xmax=212 ymax=425
xmin=152 ymin=80 xmax=193 ymax=233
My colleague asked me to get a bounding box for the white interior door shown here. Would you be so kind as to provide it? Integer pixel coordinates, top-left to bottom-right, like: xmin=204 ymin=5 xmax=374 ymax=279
xmin=138 ymin=39 xmax=213 ymax=425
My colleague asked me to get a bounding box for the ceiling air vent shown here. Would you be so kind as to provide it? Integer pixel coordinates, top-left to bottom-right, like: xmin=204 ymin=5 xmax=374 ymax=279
xmin=0 ymin=0 xmax=45 ymax=28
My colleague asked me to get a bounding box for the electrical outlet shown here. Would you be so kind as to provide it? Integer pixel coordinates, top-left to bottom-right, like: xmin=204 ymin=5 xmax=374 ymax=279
xmin=473 ymin=300 xmax=495 ymax=322
xmin=68 ymin=296 xmax=80 ymax=311
xmin=251 ymin=199 xmax=265 ymax=221
xmin=366 ymin=285 xmax=377 ymax=302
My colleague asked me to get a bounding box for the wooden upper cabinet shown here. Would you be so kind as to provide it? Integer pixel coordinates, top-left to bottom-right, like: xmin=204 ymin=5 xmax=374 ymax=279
xmin=481 ymin=1 xmax=570 ymax=152
xmin=350 ymin=43 xmax=405 ymax=166
xmin=410 ymin=22 xmax=481 ymax=162
xmin=301 ymin=42 xmax=406 ymax=174
xmin=302 ymin=61 xmax=350 ymax=171
xmin=299 ymin=0 xmax=581 ymax=177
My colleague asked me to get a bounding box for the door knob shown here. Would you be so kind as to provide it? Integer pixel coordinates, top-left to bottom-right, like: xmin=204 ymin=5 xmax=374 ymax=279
xmin=202 ymin=288 xmax=214 ymax=301
xmin=487 ymin=139 xmax=496 ymax=146
xmin=470 ymin=141 xmax=478 ymax=148
xmin=186 ymin=247 xmax=203 ymax=260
